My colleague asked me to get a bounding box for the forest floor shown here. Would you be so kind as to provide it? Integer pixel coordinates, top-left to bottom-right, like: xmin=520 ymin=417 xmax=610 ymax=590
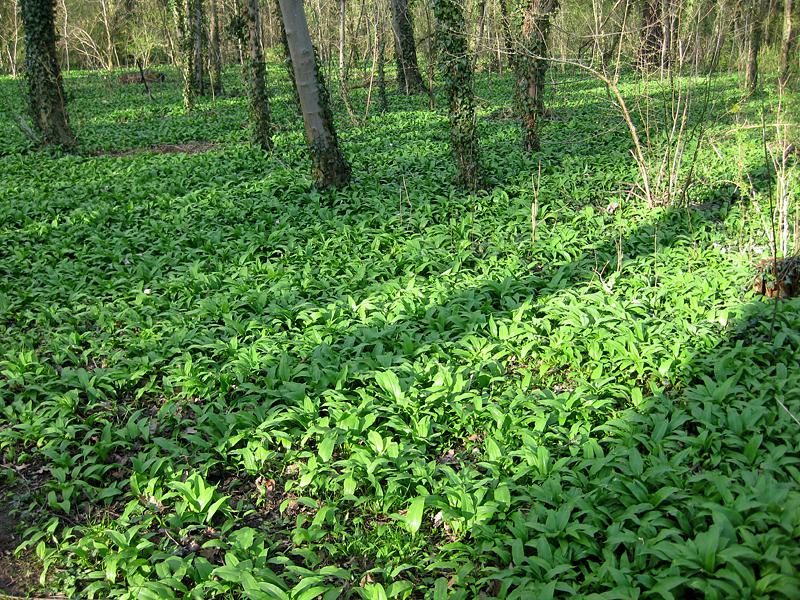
xmin=1 ymin=63 xmax=799 ymax=598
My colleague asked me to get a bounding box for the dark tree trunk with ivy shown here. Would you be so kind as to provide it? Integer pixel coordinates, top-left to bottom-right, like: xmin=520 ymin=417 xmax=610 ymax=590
xmin=190 ymin=0 xmax=205 ymax=95
xmin=390 ymin=0 xmax=426 ymax=94
xmin=432 ymin=0 xmax=481 ymax=190
xmin=19 ymin=0 xmax=74 ymax=147
xmin=513 ymin=0 xmax=558 ymax=153
xmin=171 ymin=0 xmax=195 ymax=110
xmin=209 ymin=0 xmax=223 ymax=97
xmin=277 ymin=0 xmax=351 ymax=189
xmin=638 ymin=0 xmax=662 ymax=71
xmin=245 ymin=0 xmax=272 ymax=150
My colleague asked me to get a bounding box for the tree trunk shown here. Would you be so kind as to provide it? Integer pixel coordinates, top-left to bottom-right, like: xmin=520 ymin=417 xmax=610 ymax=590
xmin=476 ymin=0 xmax=487 ymax=63
xmin=390 ymin=0 xmax=426 ymax=94
xmin=19 ymin=0 xmax=74 ymax=147
xmin=172 ymin=0 xmax=195 ymax=109
xmin=234 ymin=0 xmax=245 ymax=64
xmin=514 ymin=0 xmax=558 ymax=153
xmin=708 ymin=0 xmax=728 ymax=73
xmin=432 ymin=0 xmax=481 ymax=189
xmin=210 ymin=0 xmax=223 ymax=96
xmin=190 ymin=0 xmax=205 ymax=95
xmin=659 ymin=0 xmax=672 ymax=75
xmin=638 ymin=0 xmax=662 ymax=71
xmin=745 ymin=0 xmax=765 ymax=92
xmin=274 ymin=0 xmax=299 ymax=104
xmin=497 ymin=0 xmax=514 ymax=70
xmin=338 ymin=0 xmax=346 ymax=84
xmin=276 ymin=0 xmax=351 ymax=189
xmin=378 ymin=26 xmax=388 ymax=112
xmin=779 ymin=0 xmax=795 ymax=85
xmin=245 ymin=0 xmax=272 ymax=150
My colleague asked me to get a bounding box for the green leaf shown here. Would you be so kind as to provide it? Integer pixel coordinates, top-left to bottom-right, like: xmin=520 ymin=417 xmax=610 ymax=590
xmin=318 ymin=435 xmax=335 ymax=462
xmin=404 ymin=496 xmax=425 ymax=536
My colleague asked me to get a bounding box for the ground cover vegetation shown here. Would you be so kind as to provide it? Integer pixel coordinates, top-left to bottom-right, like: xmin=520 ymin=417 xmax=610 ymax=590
xmin=1 ymin=0 xmax=800 ymax=598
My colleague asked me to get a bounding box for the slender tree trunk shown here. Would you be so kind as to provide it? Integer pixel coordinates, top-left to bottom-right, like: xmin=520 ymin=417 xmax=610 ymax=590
xmin=745 ymin=0 xmax=765 ymax=92
xmin=659 ymin=0 xmax=672 ymax=75
xmin=779 ymin=0 xmax=794 ymax=85
xmin=378 ymin=25 xmax=388 ymax=112
xmin=709 ymin=0 xmax=728 ymax=73
xmin=210 ymin=0 xmax=223 ymax=96
xmin=639 ymin=0 xmax=662 ymax=71
xmin=276 ymin=0 xmax=351 ymax=188
xmin=171 ymin=0 xmax=194 ymax=109
xmin=233 ymin=0 xmax=244 ymax=64
xmin=390 ymin=0 xmax=426 ymax=93
xmin=432 ymin=0 xmax=481 ymax=189
xmin=602 ymin=0 xmax=628 ymax=71
xmin=499 ymin=0 xmax=513 ymax=66
xmin=19 ymin=0 xmax=74 ymax=147
xmin=190 ymin=0 xmax=205 ymax=94
xmin=338 ymin=0 xmax=346 ymax=84
xmin=476 ymin=0 xmax=487 ymax=64
xmin=245 ymin=0 xmax=272 ymax=149
xmin=59 ymin=0 xmax=68 ymax=71
xmin=514 ymin=0 xmax=558 ymax=153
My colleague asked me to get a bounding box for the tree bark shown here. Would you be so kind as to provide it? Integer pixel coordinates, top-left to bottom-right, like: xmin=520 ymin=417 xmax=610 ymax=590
xmin=745 ymin=0 xmax=765 ymax=92
xmin=779 ymin=0 xmax=795 ymax=85
xmin=659 ymin=0 xmax=672 ymax=74
xmin=499 ymin=0 xmax=513 ymax=62
xmin=273 ymin=0 xmax=299 ymax=105
xmin=210 ymin=0 xmax=223 ymax=96
xmin=190 ymin=0 xmax=205 ymax=94
xmin=708 ymin=0 xmax=728 ymax=73
xmin=476 ymin=0 xmax=487 ymax=63
xmin=514 ymin=0 xmax=558 ymax=153
xmin=338 ymin=0 xmax=346 ymax=84
xmin=171 ymin=0 xmax=195 ymax=109
xmin=638 ymin=0 xmax=662 ymax=71
xmin=390 ymin=0 xmax=426 ymax=93
xmin=19 ymin=0 xmax=74 ymax=147
xmin=245 ymin=0 xmax=272 ymax=150
xmin=432 ymin=0 xmax=481 ymax=189
xmin=276 ymin=0 xmax=351 ymax=189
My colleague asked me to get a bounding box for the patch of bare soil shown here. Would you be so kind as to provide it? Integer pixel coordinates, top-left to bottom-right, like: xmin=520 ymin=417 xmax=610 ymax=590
xmin=94 ymin=141 xmax=218 ymax=158
xmin=0 ymin=502 xmax=41 ymax=597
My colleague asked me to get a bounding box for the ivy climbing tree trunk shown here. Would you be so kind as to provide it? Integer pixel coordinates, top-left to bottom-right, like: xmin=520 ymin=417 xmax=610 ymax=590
xmin=209 ymin=0 xmax=223 ymax=97
xmin=19 ymin=0 xmax=74 ymax=147
xmin=276 ymin=0 xmax=351 ymax=189
xmin=513 ymin=0 xmax=558 ymax=153
xmin=390 ymin=0 xmax=426 ymax=94
xmin=245 ymin=0 xmax=272 ymax=150
xmin=171 ymin=0 xmax=195 ymax=109
xmin=432 ymin=0 xmax=481 ymax=190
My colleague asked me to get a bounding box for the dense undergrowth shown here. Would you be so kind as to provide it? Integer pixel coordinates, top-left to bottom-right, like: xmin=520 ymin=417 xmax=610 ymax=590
xmin=1 ymin=62 xmax=799 ymax=599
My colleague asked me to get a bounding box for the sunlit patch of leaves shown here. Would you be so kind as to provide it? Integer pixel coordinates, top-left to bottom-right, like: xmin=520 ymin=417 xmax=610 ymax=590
xmin=1 ymin=65 xmax=799 ymax=598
